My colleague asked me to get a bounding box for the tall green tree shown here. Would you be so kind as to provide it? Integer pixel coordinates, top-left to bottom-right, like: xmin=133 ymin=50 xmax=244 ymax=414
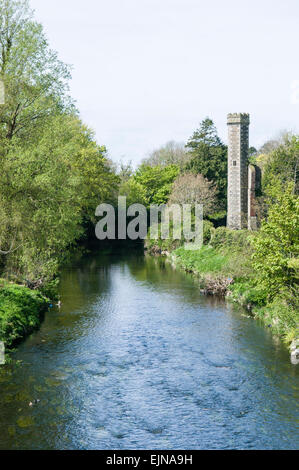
xmin=0 ymin=114 xmax=118 ymax=281
xmin=185 ymin=118 xmax=227 ymax=207
xmin=251 ymin=183 xmax=299 ymax=300
xmin=0 ymin=0 xmax=119 ymax=282
xmin=134 ymin=164 xmax=180 ymax=207
xmin=263 ymin=136 xmax=299 ymax=194
xmin=0 ymin=0 xmax=73 ymax=143
xmin=120 ymin=164 xmax=180 ymax=208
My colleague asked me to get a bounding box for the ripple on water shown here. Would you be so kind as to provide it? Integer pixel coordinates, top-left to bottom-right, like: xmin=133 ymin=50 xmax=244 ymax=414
xmin=0 ymin=252 xmax=298 ymax=450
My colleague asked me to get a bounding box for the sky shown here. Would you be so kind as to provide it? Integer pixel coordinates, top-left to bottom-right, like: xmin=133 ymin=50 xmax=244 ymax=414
xmin=30 ymin=0 xmax=299 ymax=165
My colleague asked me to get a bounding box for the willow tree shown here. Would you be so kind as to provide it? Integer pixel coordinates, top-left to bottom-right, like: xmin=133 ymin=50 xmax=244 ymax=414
xmin=0 ymin=0 xmax=119 ymax=282
xmin=0 ymin=0 xmax=73 ymax=143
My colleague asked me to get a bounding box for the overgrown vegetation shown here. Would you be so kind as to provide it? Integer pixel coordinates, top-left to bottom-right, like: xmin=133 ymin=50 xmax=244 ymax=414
xmin=0 ymin=279 xmax=49 ymax=347
xmin=0 ymin=0 xmax=118 ymax=345
xmin=0 ymin=0 xmax=118 ymax=284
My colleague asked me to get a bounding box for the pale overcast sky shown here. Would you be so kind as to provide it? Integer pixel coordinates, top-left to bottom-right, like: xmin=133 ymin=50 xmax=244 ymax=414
xmin=30 ymin=0 xmax=299 ymax=165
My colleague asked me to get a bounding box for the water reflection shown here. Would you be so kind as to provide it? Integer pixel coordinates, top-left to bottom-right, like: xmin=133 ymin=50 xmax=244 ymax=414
xmin=0 ymin=250 xmax=298 ymax=450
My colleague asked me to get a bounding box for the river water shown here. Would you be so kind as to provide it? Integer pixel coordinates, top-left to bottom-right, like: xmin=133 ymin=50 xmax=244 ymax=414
xmin=0 ymin=250 xmax=298 ymax=450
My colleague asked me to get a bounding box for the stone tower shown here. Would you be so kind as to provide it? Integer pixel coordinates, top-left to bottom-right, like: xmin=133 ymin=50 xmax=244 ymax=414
xmin=227 ymin=113 xmax=250 ymax=230
xmin=0 ymin=80 xmax=4 ymax=105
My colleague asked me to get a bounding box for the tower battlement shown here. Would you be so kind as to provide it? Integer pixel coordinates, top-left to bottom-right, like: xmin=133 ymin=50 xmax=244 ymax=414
xmin=227 ymin=113 xmax=250 ymax=125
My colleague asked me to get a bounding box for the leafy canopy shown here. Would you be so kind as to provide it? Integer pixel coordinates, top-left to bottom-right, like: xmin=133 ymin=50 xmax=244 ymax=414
xmin=185 ymin=118 xmax=228 ymax=205
xmin=251 ymin=183 xmax=299 ymax=300
xmin=262 ymin=136 xmax=299 ymax=194
xmin=0 ymin=0 xmax=73 ymax=142
xmin=122 ymin=164 xmax=180 ymax=208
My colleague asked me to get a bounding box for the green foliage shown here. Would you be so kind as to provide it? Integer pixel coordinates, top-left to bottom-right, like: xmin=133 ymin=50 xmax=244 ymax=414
xmin=0 ymin=114 xmax=118 ymax=282
xmin=251 ymin=183 xmax=299 ymax=300
xmin=0 ymin=0 xmax=73 ymax=142
xmin=0 ymin=2 xmax=120 ymax=283
xmin=146 ymin=219 xmax=214 ymax=253
xmin=262 ymin=136 xmax=299 ymax=194
xmin=185 ymin=118 xmax=228 ymax=205
xmin=170 ymin=218 xmax=298 ymax=344
xmin=229 ymin=279 xmax=267 ymax=306
xmin=0 ymin=280 xmax=49 ymax=347
xmin=202 ymin=220 xmax=215 ymax=244
xmin=119 ymin=178 xmax=148 ymax=206
xmin=132 ymin=164 xmax=180 ymax=207
xmin=174 ymin=245 xmax=228 ymax=274
xmin=209 ymin=227 xmax=252 ymax=251
xmin=254 ymin=289 xmax=299 ymax=342
xmin=172 ymin=227 xmax=254 ymax=281
xmin=38 ymin=278 xmax=60 ymax=301
xmin=186 ymin=118 xmax=222 ymax=147
xmin=116 ymin=161 xmax=134 ymax=184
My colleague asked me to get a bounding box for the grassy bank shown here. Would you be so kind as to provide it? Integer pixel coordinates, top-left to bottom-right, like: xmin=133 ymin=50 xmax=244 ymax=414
xmin=0 ymin=280 xmax=49 ymax=349
xmin=147 ymin=226 xmax=298 ymax=347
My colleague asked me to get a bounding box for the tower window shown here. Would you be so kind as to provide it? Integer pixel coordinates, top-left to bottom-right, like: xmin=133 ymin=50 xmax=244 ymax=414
xmin=232 ymin=160 xmax=237 ymax=166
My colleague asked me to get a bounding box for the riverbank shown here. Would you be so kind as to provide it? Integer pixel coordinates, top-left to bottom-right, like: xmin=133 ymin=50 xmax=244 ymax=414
xmin=0 ymin=280 xmax=49 ymax=349
xmin=146 ymin=227 xmax=298 ymax=361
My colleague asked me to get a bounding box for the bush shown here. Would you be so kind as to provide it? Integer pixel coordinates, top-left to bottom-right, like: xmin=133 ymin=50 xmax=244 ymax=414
xmin=229 ymin=279 xmax=267 ymax=307
xmin=251 ymin=183 xmax=299 ymax=301
xmin=0 ymin=281 xmax=49 ymax=347
xmin=254 ymin=289 xmax=299 ymax=342
xmin=146 ymin=219 xmax=215 ymax=254
xmin=174 ymin=246 xmax=228 ymax=274
xmin=210 ymin=227 xmax=252 ymax=251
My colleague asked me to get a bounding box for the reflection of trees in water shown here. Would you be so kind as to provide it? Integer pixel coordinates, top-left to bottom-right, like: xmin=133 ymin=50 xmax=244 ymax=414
xmin=58 ymin=254 xmax=113 ymax=313
xmin=126 ymin=253 xmax=227 ymax=308
xmin=58 ymin=248 xmax=144 ymax=312
xmin=57 ymin=250 xmax=227 ymax=334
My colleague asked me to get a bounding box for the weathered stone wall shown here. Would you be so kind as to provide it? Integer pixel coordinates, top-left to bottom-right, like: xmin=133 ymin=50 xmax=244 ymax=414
xmin=0 ymin=80 xmax=4 ymax=105
xmin=227 ymin=113 xmax=250 ymax=230
xmin=248 ymin=165 xmax=257 ymax=230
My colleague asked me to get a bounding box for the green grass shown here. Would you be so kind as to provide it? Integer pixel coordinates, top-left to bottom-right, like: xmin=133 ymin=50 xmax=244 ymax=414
xmin=0 ymin=280 xmax=49 ymax=348
xmin=174 ymin=245 xmax=228 ymax=274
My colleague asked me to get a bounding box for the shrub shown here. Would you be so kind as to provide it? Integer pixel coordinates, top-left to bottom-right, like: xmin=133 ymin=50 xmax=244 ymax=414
xmin=0 ymin=281 xmax=49 ymax=347
xmin=251 ymin=183 xmax=299 ymax=301
xmin=210 ymin=227 xmax=252 ymax=251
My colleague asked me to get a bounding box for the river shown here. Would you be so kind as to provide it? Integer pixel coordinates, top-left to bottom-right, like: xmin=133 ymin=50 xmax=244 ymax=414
xmin=0 ymin=250 xmax=298 ymax=450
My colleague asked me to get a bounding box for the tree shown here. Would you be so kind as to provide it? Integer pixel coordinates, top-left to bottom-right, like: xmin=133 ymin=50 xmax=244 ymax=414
xmin=0 ymin=114 xmax=118 ymax=281
xmin=142 ymin=141 xmax=191 ymax=169
xmin=119 ymin=179 xmax=147 ymax=206
xmin=0 ymin=1 xmax=119 ymax=283
xmin=133 ymin=164 xmax=180 ymax=207
xmin=251 ymin=183 xmax=299 ymax=300
xmin=117 ymin=161 xmax=134 ymax=184
xmin=168 ymin=173 xmax=218 ymax=216
xmin=0 ymin=0 xmax=73 ymax=143
xmin=185 ymin=118 xmax=227 ymax=206
xmin=263 ymin=136 xmax=299 ymax=194
xmin=258 ymin=131 xmax=293 ymax=155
